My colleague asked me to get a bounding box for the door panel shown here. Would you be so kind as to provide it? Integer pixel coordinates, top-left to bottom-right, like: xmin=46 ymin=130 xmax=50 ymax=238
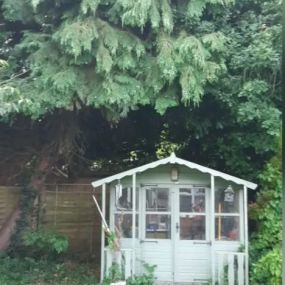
xmin=140 ymin=187 xmax=173 ymax=282
xmin=174 ymin=187 xmax=211 ymax=283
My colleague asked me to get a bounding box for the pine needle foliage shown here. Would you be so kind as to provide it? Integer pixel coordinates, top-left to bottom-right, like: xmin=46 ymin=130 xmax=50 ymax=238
xmin=0 ymin=0 xmax=231 ymax=120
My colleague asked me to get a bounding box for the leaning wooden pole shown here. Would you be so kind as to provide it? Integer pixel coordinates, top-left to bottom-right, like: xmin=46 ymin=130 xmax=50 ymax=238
xmin=218 ymin=203 xmax=222 ymax=240
xmin=92 ymin=184 xmax=107 ymax=282
xmin=92 ymin=193 xmax=110 ymax=234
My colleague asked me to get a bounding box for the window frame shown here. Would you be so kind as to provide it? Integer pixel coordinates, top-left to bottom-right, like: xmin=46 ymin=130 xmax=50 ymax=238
xmin=214 ymin=187 xmax=243 ymax=242
xmin=144 ymin=187 xmax=172 ymax=240
xmin=178 ymin=187 xmax=207 ymax=241
xmin=112 ymin=186 xmax=139 ymax=239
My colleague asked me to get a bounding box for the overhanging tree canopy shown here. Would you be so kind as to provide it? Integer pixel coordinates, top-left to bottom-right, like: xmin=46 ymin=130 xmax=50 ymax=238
xmin=0 ymin=0 xmax=232 ymax=119
xmin=0 ymin=0 xmax=281 ymax=182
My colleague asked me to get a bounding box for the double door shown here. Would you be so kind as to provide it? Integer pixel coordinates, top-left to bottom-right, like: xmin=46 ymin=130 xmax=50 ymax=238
xmin=141 ymin=185 xmax=211 ymax=283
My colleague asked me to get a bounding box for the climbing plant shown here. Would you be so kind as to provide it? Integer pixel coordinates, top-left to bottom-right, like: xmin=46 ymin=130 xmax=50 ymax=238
xmin=249 ymin=136 xmax=282 ymax=285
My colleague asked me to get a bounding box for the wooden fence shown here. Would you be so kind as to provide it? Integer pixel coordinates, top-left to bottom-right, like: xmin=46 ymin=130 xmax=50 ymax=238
xmin=0 ymin=186 xmax=21 ymax=229
xmin=41 ymin=184 xmax=105 ymax=259
xmin=0 ymin=184 xmax=106 ymax=261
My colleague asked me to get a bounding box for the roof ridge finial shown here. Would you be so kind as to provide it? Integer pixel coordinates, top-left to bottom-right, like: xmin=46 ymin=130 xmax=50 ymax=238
xmin=170 ymin=152 xmax=176 ymax=158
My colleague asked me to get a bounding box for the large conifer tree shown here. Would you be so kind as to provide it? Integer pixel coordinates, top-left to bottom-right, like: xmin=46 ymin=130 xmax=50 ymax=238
xmin=0 ymin=0 xmax=232 ymax=119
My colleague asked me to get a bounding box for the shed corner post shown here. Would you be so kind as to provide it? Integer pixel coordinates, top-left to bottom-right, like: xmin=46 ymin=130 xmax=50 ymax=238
xmin=210 ymin=175 xmax=215 ymax=285
xmin=100 ymin=183 xmax=107 ymax=283
xmin=243 ymin=185 xmax=249 ymax=285
xmin=132 ymin=173 xmax=136 ymax=277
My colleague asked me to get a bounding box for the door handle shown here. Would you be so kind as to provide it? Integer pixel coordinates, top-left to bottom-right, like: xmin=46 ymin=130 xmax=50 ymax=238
xmin=176 ymin=222 xmax=180 ymax=232
xmin=193 ymin=241 xmax=212 ymax=245
xmin=140 ymin=240 xmax=158 ymax=244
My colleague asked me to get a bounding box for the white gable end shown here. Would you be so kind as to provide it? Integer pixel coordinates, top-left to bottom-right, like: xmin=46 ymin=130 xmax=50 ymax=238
xmin=92 ymin=153 xmax=257 ymax=189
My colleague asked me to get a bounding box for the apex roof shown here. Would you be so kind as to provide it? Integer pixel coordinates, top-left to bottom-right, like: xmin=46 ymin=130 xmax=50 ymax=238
xmin=91 ymin=153 xmax=257 ymax=190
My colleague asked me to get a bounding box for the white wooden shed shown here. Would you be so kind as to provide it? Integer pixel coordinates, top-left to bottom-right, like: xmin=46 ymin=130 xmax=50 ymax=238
xmin=91 ymin=153 xmax=257 ymax=285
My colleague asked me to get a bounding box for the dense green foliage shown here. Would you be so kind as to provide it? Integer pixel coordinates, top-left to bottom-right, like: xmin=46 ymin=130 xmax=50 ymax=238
xmin=127 ymin=263 xmax=156 ymax=285
xmin=0 ymin=254 xmax=98 ymax=285
xmin=0 ymin=255 xmax=156 ymax=285
xmin=0 ymin=0 xmax=231 ymax=119
xmin=8 ymin=183 xmax=37 ymax=256
xmin=249 ymin=138 xmax=282 ymax=285
xmin=0 ymin=0 xmax=282 ymax=283
xmin=23 ymin=229 xmax=69 ymax=257
xmin=0 ymin=0 xmax=281 ymax=178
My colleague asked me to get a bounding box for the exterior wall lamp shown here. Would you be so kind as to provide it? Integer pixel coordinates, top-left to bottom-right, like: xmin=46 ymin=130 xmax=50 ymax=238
xmin=171 ymin=166 xmax=179 ymax=181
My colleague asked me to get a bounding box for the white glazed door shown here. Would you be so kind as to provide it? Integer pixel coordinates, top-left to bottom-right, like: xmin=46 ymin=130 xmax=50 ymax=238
xmin=173 ymin=186 xmax=211 ymax=283
xmin=140 ymin=187 xmax=174 ymax=282
xmin=140 ymin=185 xmax=211 ymax=284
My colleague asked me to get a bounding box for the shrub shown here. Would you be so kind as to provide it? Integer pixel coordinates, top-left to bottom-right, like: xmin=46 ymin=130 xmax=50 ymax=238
xmin=102 ymin=262 xmax=156 ymax=285
xmin=0 ymin=254 xmax=98 ymax=285
xmin=251 ymin=246 xmax=282 ymax=285
xmin=23 ymin=229 xmax=69 ymax=258
xmin=249 ymin=137 xmax=282 ymax=284
xmin=127 ymin=263 xmax=156 ymax=285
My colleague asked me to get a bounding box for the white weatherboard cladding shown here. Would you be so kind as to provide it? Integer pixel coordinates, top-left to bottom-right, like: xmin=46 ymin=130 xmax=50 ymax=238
xmin=141 ymin=240 xmax=173 ymax=281
xmin=175 ymin=243 xmax=211 ymax=282
xmin=120 ymin=239 xmax=141 ymax=274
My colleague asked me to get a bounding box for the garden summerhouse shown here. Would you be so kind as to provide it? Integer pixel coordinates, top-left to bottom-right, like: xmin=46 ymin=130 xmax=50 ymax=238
xmin=91 ymin=153 xmax=257 ymax=285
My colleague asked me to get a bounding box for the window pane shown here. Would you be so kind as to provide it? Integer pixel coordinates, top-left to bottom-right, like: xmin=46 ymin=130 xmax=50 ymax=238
xmin=180 ymin=188 xmax=205 ymax=213
xmin=115 ymin=213 xmax=138 ymax=238
xmin=146 ymin=214 xmax=171 ymax=239
xmin=193 ymin=188 xmax=205 ymax=213
xmin=180 ymin=189 xmax=192 ymax=212
xmin=215 ymin=187 xmax=239 ymax=213
xmin=146 ymin=188 xmax=170 ymax=212
xmin=115 ymin=187 xmax=138 ymax=211
xmin=215 ymin=216 xmax=240 ymax=241
xmin=180 ymin=216 xmax=206 ymax=240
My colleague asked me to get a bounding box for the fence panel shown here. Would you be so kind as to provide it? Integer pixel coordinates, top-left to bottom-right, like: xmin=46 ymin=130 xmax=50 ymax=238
xmin=0 ymin=186 xmax=21 ymax=230
xmin=41 ymin=184 xmax=105 ymax=259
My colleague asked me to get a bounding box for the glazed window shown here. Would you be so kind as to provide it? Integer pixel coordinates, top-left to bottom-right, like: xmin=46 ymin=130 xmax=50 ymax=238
xmin=146 ymin=188 xmax=170 ymax=212
xmin=114 ymin=186 xmax=139 ymax=238
xmin=115 ymin=186 xmax=138 ymax=211
xmin=145 ymin=188 xmax=171 ymax=239
xmin=215 ymin=185 xmax=240 ymax=241
xmin=115 ymin=213 xmax=139 ymax=238
xmin=145 ymin=214 xmax=171 ymax=239
xmin=215 ymin=216 xmax=240 ymax=241
xmin=179 ymin=188 xmax=206 ymax=240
